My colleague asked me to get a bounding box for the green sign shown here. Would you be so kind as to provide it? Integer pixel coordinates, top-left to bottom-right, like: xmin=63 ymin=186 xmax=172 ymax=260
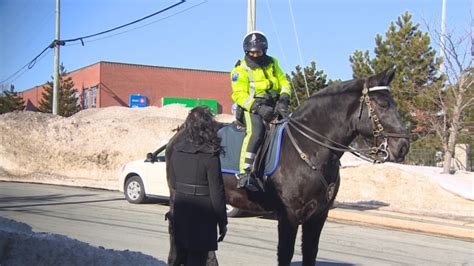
xmin=162 ymin=97 xmax=218 ymax=114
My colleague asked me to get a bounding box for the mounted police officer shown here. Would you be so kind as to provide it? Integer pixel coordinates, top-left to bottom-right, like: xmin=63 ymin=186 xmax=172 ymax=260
xmin=230 ymin=31 xmax=291 ymax=192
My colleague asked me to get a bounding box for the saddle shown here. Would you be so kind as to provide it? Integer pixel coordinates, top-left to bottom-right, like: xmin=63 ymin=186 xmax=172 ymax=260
xmin=218 ymin=119 xmax=286 ymax=183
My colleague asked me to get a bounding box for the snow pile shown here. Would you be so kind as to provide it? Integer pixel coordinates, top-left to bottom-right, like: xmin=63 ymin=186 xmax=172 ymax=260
xmin=337 ymin=162 xmax=474 ymax=220
xmin=0 ymin=105 xmax=234 ymax=190
xmin=0 ymin=105 xmax=191 ymax=189
xmin=0 ymin=216 xmax=164 ymax=265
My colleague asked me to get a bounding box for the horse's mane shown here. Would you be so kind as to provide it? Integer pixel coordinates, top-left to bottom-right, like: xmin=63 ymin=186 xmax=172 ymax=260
xmin=313 ymin=78 xmax=361 ymax=98
xmin=292 ymin=77 xmax=363 ymax=117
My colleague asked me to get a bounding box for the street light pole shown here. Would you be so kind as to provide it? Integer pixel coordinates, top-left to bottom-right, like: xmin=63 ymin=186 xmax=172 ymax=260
xmin=52 ymin=0 xmax=60 ymax=115
xmin=440 ymin=0 xmax=446 ymax=74
xmin=247 ymin=0 xmax=256 ymax=33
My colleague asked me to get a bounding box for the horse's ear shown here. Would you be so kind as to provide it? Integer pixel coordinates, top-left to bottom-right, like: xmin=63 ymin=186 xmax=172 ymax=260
xmin=367 ymin=66 xmax=396 ymax=87
xmin=384 ymin=66 xmax=396 ymax=85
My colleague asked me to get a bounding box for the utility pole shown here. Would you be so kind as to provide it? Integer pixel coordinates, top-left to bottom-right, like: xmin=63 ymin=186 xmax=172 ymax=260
xmin=440 ymin=0 xmax=446 ymax=74
xmin=52 ymin=0 xmax=60 ymax=115
xmin=247 ymin=0 xmax=256 ymax=33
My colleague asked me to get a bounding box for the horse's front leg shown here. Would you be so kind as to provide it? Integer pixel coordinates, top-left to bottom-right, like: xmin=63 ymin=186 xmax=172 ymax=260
xmin=277 ymin=215 xmax=299 ymax=266
xmin=301 ymin=210 xmax=329 ymax=266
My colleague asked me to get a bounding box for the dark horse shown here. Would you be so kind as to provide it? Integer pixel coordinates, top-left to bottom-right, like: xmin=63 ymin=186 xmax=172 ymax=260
xmin=166 ymin=68 xmax=409 ymax=265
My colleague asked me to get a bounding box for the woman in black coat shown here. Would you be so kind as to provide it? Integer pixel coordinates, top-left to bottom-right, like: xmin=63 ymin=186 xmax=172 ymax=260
xmin=167 ymin=106 xmax=228 ymax=266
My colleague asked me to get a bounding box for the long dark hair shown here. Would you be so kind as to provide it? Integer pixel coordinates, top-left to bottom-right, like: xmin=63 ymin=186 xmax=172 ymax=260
xmin=183 ymin=106 xmax=222 ymax=153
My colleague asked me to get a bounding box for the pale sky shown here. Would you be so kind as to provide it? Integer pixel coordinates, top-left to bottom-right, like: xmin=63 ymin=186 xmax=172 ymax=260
xmin=0 ymin=0 xmax=472 ymax=91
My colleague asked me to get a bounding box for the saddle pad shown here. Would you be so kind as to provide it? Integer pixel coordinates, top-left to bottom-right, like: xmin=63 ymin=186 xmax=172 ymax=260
xmin=218 ymin=122 xmax=286 ymax=177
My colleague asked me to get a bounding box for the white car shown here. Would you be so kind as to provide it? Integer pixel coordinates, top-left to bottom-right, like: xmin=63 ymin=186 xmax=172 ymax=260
xmin=118 ymin=144 xmax=242 ymax=217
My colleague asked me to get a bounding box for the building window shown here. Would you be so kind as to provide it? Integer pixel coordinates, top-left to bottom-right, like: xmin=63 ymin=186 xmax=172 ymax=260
xmin=83 ymin=88 xmax=89 ymax=109
xmin=91 ymin=86 xmax=97 ymax=108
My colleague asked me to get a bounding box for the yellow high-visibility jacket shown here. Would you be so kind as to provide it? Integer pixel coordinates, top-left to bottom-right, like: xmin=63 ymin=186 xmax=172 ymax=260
xmin=230 ymin=57 xmax=291 ymax=112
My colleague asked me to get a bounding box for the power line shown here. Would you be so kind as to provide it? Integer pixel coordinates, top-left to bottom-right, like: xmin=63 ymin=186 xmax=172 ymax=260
xmin=61 ymin=0 xmax=186 ymax=45
xmin=65 ymin=0 xmax=207 ymax=47
xmin=1 ymin=0 xmax=187 ymax=85
xmin=288 ymin=0 xmax=310 ymax=97
xmin=10 ymin=49 xmax=53 ymax=85
xmin=0 ymin=43 xmax=53 ymax=84
xmin=264 ymin=0 xmax=300 ymax=105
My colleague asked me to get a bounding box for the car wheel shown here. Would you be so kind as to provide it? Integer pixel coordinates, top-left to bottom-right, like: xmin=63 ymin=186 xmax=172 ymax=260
xmin=125 ymin=175 xmax=146 ymax=204
xmin=226 ymin=204 xmax=242 ymax=217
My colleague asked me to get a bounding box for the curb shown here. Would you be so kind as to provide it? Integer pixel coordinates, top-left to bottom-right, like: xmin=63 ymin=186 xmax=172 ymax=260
xmin=328 ymin=208 xmax=474 ymax=241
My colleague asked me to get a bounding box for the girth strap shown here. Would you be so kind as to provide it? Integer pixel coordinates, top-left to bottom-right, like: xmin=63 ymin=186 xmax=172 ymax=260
xmin=176 ymin=182 xmax=209 ymax=196
xmin=285 ymin=125 xmax=335 ymax=191
xmin=285 ymin=125 xmax=318 ymax=171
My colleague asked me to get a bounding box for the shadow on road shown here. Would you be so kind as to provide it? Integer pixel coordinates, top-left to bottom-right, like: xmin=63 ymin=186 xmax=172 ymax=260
xmin=291 ymin=261 xmax=354 ymax=266
xmin=233 ymin=199 xmax=390 ymax=220
xmin=0 ymin=194 xmax=123 ymax=209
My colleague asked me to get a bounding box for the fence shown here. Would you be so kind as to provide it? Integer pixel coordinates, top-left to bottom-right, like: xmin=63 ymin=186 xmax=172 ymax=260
xmin=405 ymin=149 xmax=440 ymax=167
xmin=405 ymin=147 xmax=473 ymax=171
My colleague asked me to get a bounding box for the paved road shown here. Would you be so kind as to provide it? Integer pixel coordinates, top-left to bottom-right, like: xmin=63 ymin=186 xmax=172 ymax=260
xmin=0 ymin=182 xmax=472 ymax=265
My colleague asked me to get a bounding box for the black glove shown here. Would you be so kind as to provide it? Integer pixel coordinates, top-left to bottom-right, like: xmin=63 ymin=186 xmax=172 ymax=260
xmin=217 ymin=224 xmax=227 ymax=242
xmin=276 ymin=94 xmax=290 ymax=116
xmin=253 ymin=104 xmax=275 ymax=122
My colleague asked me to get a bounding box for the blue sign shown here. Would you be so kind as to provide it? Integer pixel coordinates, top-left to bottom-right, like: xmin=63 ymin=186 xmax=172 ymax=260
xmin=129 ymin=94 xmax=148 ymax=108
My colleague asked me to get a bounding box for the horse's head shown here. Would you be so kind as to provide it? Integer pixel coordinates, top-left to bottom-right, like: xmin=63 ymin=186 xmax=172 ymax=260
xmin=355 ymin=68 xmax=410 ymax=162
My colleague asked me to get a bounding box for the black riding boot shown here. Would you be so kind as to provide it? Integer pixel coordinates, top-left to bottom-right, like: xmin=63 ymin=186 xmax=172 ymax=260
xmin=237 ymin=171 xmax=259 ymax=192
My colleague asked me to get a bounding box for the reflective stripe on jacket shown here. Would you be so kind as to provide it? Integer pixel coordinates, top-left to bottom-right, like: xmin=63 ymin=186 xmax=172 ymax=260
xmin=230 ymin=57 xmax=291 ymax=112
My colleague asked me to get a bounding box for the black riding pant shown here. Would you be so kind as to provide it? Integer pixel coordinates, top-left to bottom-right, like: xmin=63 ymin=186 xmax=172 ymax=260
xmin=239 ymin=111 xmax=265 ymax=173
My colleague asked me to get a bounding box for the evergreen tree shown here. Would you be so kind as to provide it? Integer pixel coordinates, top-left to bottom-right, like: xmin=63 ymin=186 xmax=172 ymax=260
xmin=38 ymin=63 xmax=81 ymax=117
xmin=0 ymin=84 xmax=25 ymax=114
xmin=287 ymin=61 xmax=328 ymax=111
xmin=349 ymin=12 xmax=443 ymax=140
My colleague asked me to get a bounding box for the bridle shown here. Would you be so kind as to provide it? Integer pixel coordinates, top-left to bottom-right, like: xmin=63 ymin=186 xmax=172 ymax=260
xmin=357 ymin=84 xmax=410 ymax=161
xmin=284 ymin=83 xmax=410 ymax=171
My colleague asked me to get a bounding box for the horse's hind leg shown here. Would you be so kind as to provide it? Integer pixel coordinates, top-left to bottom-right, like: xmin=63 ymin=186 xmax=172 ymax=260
xmin=277 ymin=216 xmax=299 ymax=266
xmin=301 ymin=210 xmax=329 ymax=266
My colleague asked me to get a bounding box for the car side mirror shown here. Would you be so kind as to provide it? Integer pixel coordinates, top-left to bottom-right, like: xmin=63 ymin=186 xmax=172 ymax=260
xmin=145 ymin=152 xmax=154 ymax=163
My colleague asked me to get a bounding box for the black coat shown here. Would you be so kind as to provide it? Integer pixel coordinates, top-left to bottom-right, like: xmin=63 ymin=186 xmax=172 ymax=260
xmin=168 ymin=139 xmax=228 ymax=251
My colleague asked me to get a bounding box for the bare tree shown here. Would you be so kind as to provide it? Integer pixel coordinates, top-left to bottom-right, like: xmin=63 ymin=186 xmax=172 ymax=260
xmin=424 ymin=23 xmax=473 ymax=174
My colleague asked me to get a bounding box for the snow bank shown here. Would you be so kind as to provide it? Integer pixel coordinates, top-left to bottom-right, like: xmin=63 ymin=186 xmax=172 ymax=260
xmin=0 ymin=216 xmax=164 ymax=265
xmin=0 ymin=106 xmax=472 ymax=220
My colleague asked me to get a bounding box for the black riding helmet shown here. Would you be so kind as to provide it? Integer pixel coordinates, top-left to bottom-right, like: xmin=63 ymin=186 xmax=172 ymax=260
xmin=243 ymin=31 xmax=268 ymax=54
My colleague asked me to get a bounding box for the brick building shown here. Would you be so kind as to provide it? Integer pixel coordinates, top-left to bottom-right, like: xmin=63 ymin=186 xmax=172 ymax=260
xmin=20 ymin=61 xmax=234 ymax=114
